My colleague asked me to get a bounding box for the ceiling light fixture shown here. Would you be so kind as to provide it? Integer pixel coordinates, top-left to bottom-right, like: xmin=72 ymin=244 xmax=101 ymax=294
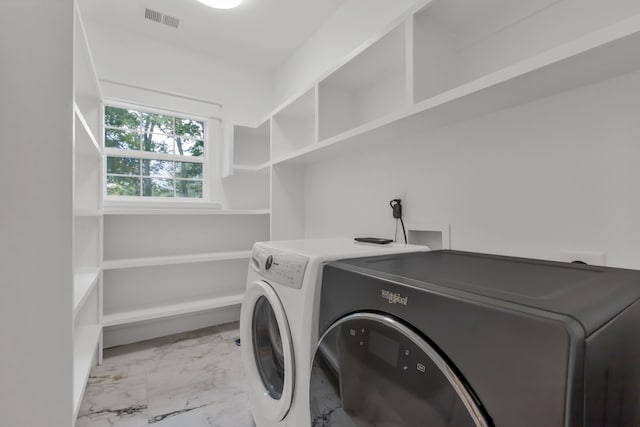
xmin=197 ymin=0 xmax=242 ymax=9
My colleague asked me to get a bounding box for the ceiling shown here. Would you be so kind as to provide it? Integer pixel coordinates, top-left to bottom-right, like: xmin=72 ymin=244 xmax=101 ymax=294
xmin=79 ymin=0 xmax=346 ymax=73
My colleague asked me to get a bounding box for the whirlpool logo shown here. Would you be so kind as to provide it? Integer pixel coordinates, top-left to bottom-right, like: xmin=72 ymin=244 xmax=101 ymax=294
xmin=381 ymin=289 xmax=408 ymax=306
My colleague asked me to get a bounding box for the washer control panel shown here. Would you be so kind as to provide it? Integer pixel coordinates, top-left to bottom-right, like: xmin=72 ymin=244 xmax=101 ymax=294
xmin=251 ymin=246 xmax=309 ymax=289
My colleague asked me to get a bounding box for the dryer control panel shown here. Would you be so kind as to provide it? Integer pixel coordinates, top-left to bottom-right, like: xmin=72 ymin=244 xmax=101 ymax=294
xmin=251 ymin=246 xmax=309 ymax=289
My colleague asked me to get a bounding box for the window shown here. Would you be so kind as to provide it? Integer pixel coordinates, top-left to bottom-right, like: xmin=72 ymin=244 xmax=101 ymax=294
xmin=104 ymin=104 xmax=206 ymax=199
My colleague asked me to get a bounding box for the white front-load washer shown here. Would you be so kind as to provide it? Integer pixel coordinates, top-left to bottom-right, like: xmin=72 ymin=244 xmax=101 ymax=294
xmin=240 ymin=239 xmax=428 ymax=427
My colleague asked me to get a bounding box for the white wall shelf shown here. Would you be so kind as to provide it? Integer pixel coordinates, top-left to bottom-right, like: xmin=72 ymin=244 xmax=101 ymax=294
xmin=73 ymin=268 xmax=101 ymax=317
xmin=271 ymin=87 xmax=317 ymax=159
xmin=412 ymin=0 xmax=586 ymax=104
xmin=103 ymin=207 xmax=270 ymax=216
xmin=232 ymin=162 xmax=271 ymax=173
xmin=270 ymin=13 xmax=640 ymax=167
xmin=103 ymin=293 xmax=244 ymax=327
xmin=103 ymin=250 xmax=251 ymax=270
xmin=73 ymin=324 xmax=101 ymax=418
xmin=318 ymin=22 xmax=408 ymax=140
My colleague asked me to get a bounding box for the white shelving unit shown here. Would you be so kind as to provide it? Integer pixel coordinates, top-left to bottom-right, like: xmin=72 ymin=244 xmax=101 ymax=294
xmin=101 ymin=212 xmax=269 ymax=347
xmin=263 ymin=2 xmax=640 ymax=240
xmin=72 ymin=4 xmax=103 ymax=420
xmin=272 ymin=13 xmax=640 ymax=168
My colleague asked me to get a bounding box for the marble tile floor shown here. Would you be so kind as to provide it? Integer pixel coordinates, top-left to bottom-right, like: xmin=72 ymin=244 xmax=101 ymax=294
xmin=77 ymin=322 xmax=255 ymax=427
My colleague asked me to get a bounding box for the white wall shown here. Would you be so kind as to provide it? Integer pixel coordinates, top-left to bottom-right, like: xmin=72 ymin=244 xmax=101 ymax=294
xmin=303 ymin=69 xmax=640 ymax=269
xmin=273 ymin=0 xmax=424 ymax=106
xmin=0 ymin=0 xmax=74 ymax=425
xmin=84 ymin=21 xmax=274 ymax=125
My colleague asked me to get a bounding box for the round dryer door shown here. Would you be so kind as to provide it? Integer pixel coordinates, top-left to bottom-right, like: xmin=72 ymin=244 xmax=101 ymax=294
xmin=240 ymin=280 xmax=294 ymax=422
xmin=309 ymin=312 xmax=490 ymax=427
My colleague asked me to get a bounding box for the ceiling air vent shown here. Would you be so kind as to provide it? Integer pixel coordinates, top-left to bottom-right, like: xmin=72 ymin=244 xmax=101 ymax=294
xmin=162 ymin=14 xmax=180 ymax=29
xmin=144 ymin=8 xmax=180 ymax=29
xmin=144 ymin=8 xmax=162 ymax=23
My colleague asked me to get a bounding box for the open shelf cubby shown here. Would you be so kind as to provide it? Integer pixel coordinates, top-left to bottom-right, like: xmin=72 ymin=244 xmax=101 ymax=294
xmin=233 ymin=120 xmax=270 ymax=169
xmin=72 ymin=280 xmax=101 ymax=417
xmin=413 ymin=0 xmax=607 ymax=103
xmin=74 ymin=106 xmax=101 ymax=158
xmin=74 ymin=216 xmax=101 ymax=269
xmin=270 ymin=163 xmax=306 ymax=240
xmin=74 ymin=138 xmax=101 ymax=213
xmin=102 ymin=258 xmax=248 ymax=326
xmin=104 ymin=214 xmax=269 ymax=260
xmin=73 ymin=268 xmax=101 ymax=317
xmin=318 ymin=22 xmax=408 ymax=140
xmin=73 ymin=324 xmax=101 ymax=417
xmin=221 ymin=169 xmax=270 ymax=210
xmin=271 ymin=87 xmax=317 ymax=160
xmin=74 ymin=14 xmax=101 ymax=141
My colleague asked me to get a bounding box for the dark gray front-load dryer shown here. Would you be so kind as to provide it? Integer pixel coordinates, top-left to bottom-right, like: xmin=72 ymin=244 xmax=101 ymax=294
xmin=309 ymin=250 xmax=640 ymax=427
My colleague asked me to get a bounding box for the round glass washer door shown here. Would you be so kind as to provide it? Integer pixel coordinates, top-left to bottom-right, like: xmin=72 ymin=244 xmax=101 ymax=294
xmin=309 ymin=312 xmax=490 ymax=427
xmin=240 ymin=280 xmax=294 ymax=422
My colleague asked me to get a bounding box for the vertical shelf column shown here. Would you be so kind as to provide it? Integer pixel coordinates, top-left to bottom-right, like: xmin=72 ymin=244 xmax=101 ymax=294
xmin=72 ymin=3 xmax=104 ymax=420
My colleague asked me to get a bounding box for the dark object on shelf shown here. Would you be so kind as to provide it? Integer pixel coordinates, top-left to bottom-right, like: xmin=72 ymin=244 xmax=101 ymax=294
xmin=354 ymin=237 xmax=393 ymax=245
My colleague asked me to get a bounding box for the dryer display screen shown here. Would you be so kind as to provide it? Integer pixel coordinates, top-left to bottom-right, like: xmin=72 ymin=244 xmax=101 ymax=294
xmin=368 ymin=329 xmax=399 ymax=367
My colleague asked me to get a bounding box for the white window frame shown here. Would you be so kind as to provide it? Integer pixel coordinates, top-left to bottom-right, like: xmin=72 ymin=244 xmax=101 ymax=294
xmin=103 ymin=100 xmax=221 ymax=209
